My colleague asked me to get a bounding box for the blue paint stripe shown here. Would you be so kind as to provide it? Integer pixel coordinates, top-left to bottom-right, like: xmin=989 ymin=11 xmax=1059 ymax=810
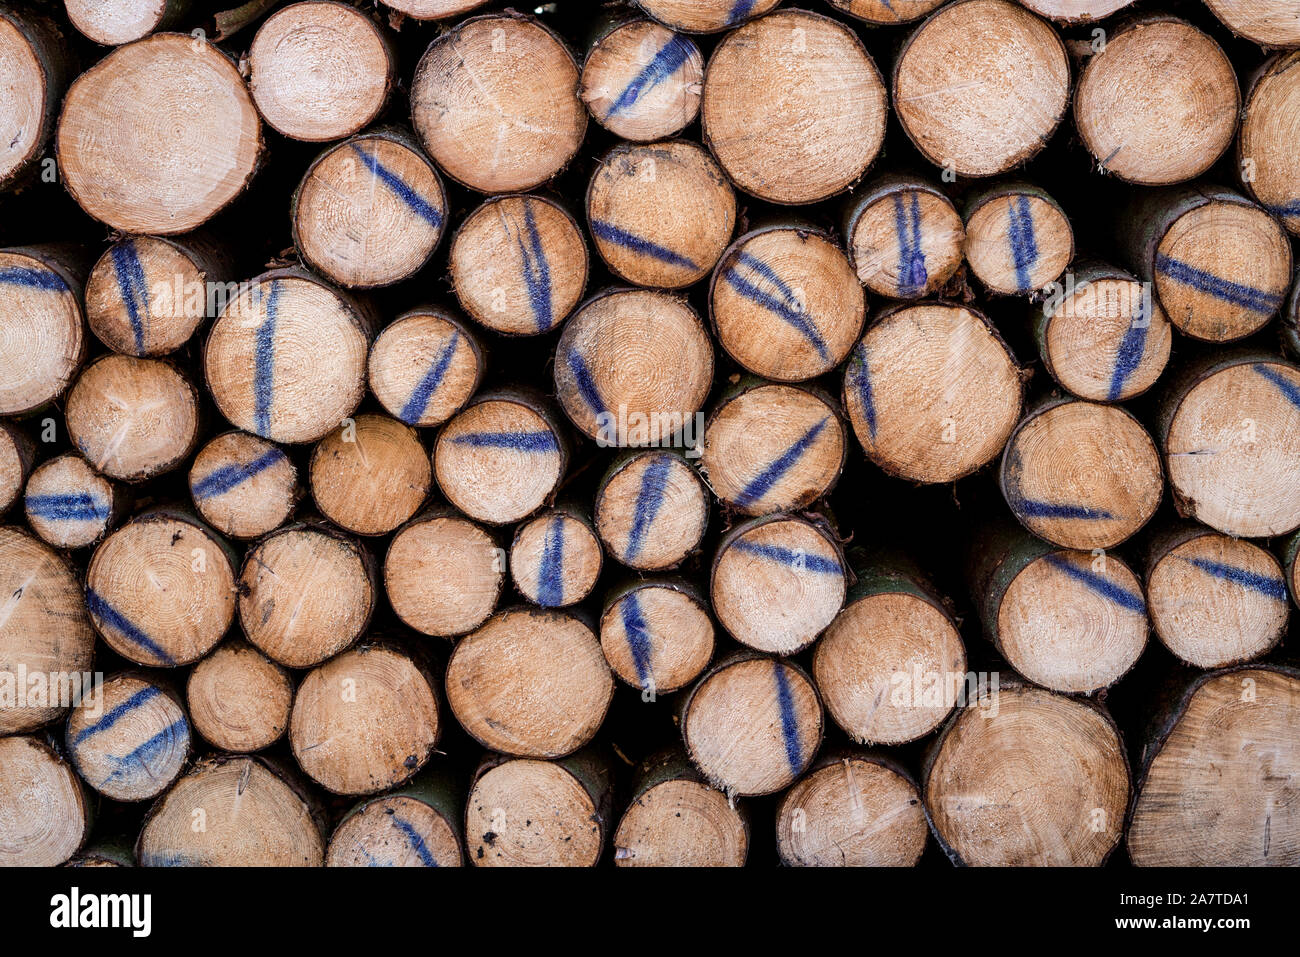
xmin=1008 ymin=195 xmax=1039 ymax=293
xmin=71 ymin=686 xmax=161 ymax=746
xmin=1265 ymin=200 xmax=1300 ymax=220
xmin=450 ymin=431 xmax=558 ymax=452
xmin=85 ymin=588 xmax=174 ymax=664
xmin=399 ymin=331 xmax=460 ymax=425
xmin=848 ymin=347 xmax=877 ymax=440
xmin=1043 ymin=554 xmax=1145 ymax=613
xmin=894 ymin=192 xmax=928 ymax=296
xmin=391 ymin=816 xmax=437 ymax=866
xmin=110 ymin=241 xmax=150 ymax=354
xmin=772 ymin=663 xmax=802 ymax=774
xmin=731 ymin=540 xmax=842 ymax=575
xmin=620 ymin=592 xmax=654 ymax=690
xmin=1106 ymin=304 xmax=1150 ymax=401
xmin=566 ymin=348 xmax=608 ymax=416
xmin=723 ymin=253 xmax=830 ymax=360
xmin=351 ymin=144 xmax=443 ymax=229
xmin=192 ymin=448 xmax=286 ymax=500
xmin=536 ymin=516 xmax=565 ymax=607
xmin=252 ymin=280 xmax=281 ymax=438
xmin=590 ymin=220 xmax=698 ymax=270
xmin=1254 ymin=363 xmax=1300 ymax=411
xmin=624 ymin=455 xmax=672 ymax=562
xmin=1188 ymin=557 xmax=1287 ymax=601
xmin=1154 ymin=253 xmax=1283 ymax=315
xmin=733 ymin=418 xmax=828 ymax=508
xmin=0 ymin=266 xmax=65 ymax=290
xmin=26 ymin=492 xmax=111 ymax=522
xmin=103 ymin=718 xmax=188 ymax=784
xmin=516 ymin=202 xmax=554 ymax=333
xmin=1015 ymin=499 xmax=1114 ymax=520
xmin=607 ymin=35 xmax=694 ymax=118
xmin=727 ymin=0 xmax=758 ymax=22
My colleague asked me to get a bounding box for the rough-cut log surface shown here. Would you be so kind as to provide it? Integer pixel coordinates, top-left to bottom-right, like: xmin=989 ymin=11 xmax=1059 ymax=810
xmin=599 ymin=577 xmax=713 ymax=695
xmin=368 ymin=306 xmax=484 ymax=423
xmin=327 ymin=769 xmax=464 ymax=867
xmin=0 ymin=245 xmax=87 ymax=417
xmin=308 ymin=413 xmax=431 ymax=536
xmin=0 ymin=735 xmax=90 ymax=866
xmin=963 ymin=182 xmax=1073 ymax=296
xmin=384 ymin=509 xmax=503 ymax=637
xmin=581 ymin=17 xmax=702 ymax=142
xmin=843 ymin=175 xmax=964 ymax=300
xmin=1240 ymin=52 xmax=1300 ymax=235
xmin=189 ymin=431 xmax=299 ymax=540
xmin=634 ymin=0 xmax=779 ymax=34
xmin=1204 ymin=0 xmax=1300 ymax=48
xmin=0 ymin=420 xmax=34 ymax=516
xmin=186 ymin=639 xmax=293 ymax=753
xmin=0 ymin=7 xmax=68 ymax=190
xmin=593 ymin=449 xmax=709 ymax=570
xmin=509 ymin=505 xmax=603 ymax=608
xmin=24 ymin=451 xmax=122 ymax=549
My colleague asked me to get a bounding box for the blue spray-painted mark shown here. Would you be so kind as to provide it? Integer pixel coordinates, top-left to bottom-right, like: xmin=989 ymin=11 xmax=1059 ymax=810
xmin=733 ymin=418 xmax=828 ymax=508
xmin=620 ymin=591 xmax=654 ymax=689
xmin=252 ymin=280 xmax=281 ymax=438
xmin=450 ymin=431 xmax=558 ymax=452
xmin=590 ymin=220 xmax=698 ymax=271
xmin=85 ymin=589 xmax=174 ymax=665
xmin=894 ymin=192 xmax=928 ymax=296
xmin=192 ymin=448 xmax=286 ymax=500
xmin=607 ymin=34 xmax=694 ymax=118
xmin=141 ymin=851 xmax=206 ymax=867
xmin=536 ymin=516 xmax=566 ymax=607
xmin=1008 ymin=195 xmax=1039 ymax=293
xmin=1254 ymin=363 xmax=1300 ymax=411
xmin=723 ymin=252 xmax=830 ymax=361
xmin=1106 ymin=302 xmax=1150 ymax=401
xmin=624 ymin=455 xmax=672 ymax=562
xmin=731 ymin=540 xmax=842 ymax=575
xmin=566 ymin=348 xmax=608 ymax=416
xmin=772 ymin=663 xmax=802 ymax=774
xmin=1187 ymin=557 xmax=1287 ymax=601
xmin=727 ymin=0 xmax=759 ymax=23
xmin=399 ymin=331 xmax=460 ymax=425
xmin=102 ymin=718 xmax=188 ymax=785
xmin=391 ymin=816 xmax=437 ymax=866
xmin=110 ymin=241 xmax=150 ymax=354
xmin=351 ymin=144 xmax=443 ymax=229
xmin=71 ymin=686 xmax=162 ymax=746
xmin=515 ymin=202 xmax=554 ymax=332
xmin=0 ymin=266 xmax=66 ymax=291
xmin=847 ymin=347 xmax=877 ymax=440
xmin=1265 ymin=200 xmax=1300 ymax=220
xmin=1154 ymin=254 xmax=1283 ymax=315
xmin=1043 ymin=554 xmax=1145 ymax=613
xmin=26 ymin=493 xmax=111 ymax=522
xmin=1015 ymin=499 xmax=1114 ymax=521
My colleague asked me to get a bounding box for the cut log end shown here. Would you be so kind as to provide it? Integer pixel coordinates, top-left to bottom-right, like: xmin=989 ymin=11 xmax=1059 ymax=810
xmin=827 ymin=0 xmax=947 ymax=25
xmin=0 ymin=8 xmax=62 ymax=189
xmin=581 ymin=20 xmax=702 ymax=142
xmin=614 ymin=778 xmax=746 ymax=867
xmin=0 ymin=736 xmax=89 ymax=866
xmin=0 ymin=248 xmax=85 ymax=416
xmin=965 ymin=188 xmax=1073 ymax=295
xmin=594 ymin=450 xmax=709 ymax=570
xmin=1011 ymin=0 xmax=1135 ymax=20
xmin=189 ymin=432 xmax=299 ymax=541
xmin=0 ymin=422 xmax=33 ymax=516
xmin=381 ymin=0 xmax=490 ymax=20
xmin=846 ymin=181 xmax=964 ymax=299
xmin=25 ymin=452 xmax=120 ymax=549
xmin=510 ymin=508 xmax=602 ymax=608
xmin=369 ymin=308 xmax=483 ymax=426
xmin=64 ymin=0 xmax=179 ymax=45
xmin=309 ymin=414 xmax=430 ymax=536
xmin=1205 ymin=0 xmax=1300 ymax=50
xmin=385 ymin=512 xmax=503 ymax=637
xmin=186 ymin=640 xmax=293 ymax=753
xmin=635 ymin=0 xmax=780 ymax=33
xmin=327 ymin=794 xmax=463 ymax=867
xmin=1241 ymin=52 xmax=1300 ymax=237
xmin=600 ymin=580 xmax=714 ymax=694
xmin=86 ymin=236 xmax=214 ymax=357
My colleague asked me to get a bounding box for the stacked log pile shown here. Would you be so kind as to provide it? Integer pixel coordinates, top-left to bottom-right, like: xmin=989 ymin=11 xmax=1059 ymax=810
xmin=1 ymin=0 xmax=1298 ymax=868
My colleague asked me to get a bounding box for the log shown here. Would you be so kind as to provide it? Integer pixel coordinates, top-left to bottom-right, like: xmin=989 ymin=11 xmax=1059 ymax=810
xmin=702 ymin=9 xmax=887 ymax=204
xmin=65 ymin=354 xmax=200 ymax=482
xmin=85 ymin=233 xmax=233 ymax=357
xmin=238 ymin=520 xmax=376 ymax=668
xmin=308 ymin=413 xmax=431 ymax=536
xmin=711 ymin=513 xmax=847 ymax=655
xmin=384 ymin=508 xmax=504 ymax=637
xmin=825 ymin=0 xmax=947 ymax=25
xmin=812 ymin=549 xmax=966 ymax=745
xmin=291 ymin=128 xmax=447 ymax=289
xmin=185 ymin=639 xmax=293 ymax=753
xmin=923 ymin=682 xmax=1130 ymax=865
xmin=204 ymin=268 xmax=375 ymax=445
xmin=56 ymin=32 xmax=262 ymax=233
xmin=1034 ymin=260 xmax=1172 ymax=402
xmin=894 ymin=0 xmax=1069 ymax=178
xmin=432 ymin=388 xmax=570 ymax=526
xmin=580 ymin=14 xmax=702 ymax=143
xmin=248 ymin=1 xmax=395 ymax=142
xmin=1117 ymin=185 xmax=1291 ymax=343
xmin=0 ymin=735 xmax=90 ymax=866
xmin=188 ymin=430 xmax=300 ymax=540
xmin=136 ymin=755 xmax=325 ymax=866
xmin=1155 ymin=351 xmax=1300 ymax=538
xmin=681 ymin=652 xmax=824 ymax=797
xmin=586 ymin=139 xmax=736 ymax=289
xmin=0 ymin=245 xmax=87 ymax=417
xmin=445 ymin=607 xmax=614 ymax=758
xmin=592 ymin=449 xmax=709 ymax=571
xmin=842 ymin=174 xmax=964 ymax=300
xmin=380 ymin=1 xmax=489 ymax=21
xmin=634 ymin=0 xmax=778 ymax=33
xmin=843 ymin=302 xmax=1024 ymax=484
xmin=24 ymin=452 xmax=124 ymax=549
xmin=289 ymin=642 xmax=441 ymax=796
xmin=65 ymin=671 xmax=190 ymax=802
xmin=775 ymin=750 xmax=929 ymax=867
xmin=448 ymin=194 xmax=589 ymax=336
xmin=1145 ymin=523 xmax=1287 ymax=669
xmin=701 ymin=380 xmax=847 ymax=516
xmin=599 ymin=577 xmax=714 ymax=695
xmin=963 ymin=182 xmax=1073 ymax=296
xmin=1239 ymin=52 xmax=1300 ymax=236
xmin=0 ymin=527 xmax=96 ymax=734
xmin=509 ymin=504 xmax=603 ymax=608
xmin=1074 ymin=17 xmax=1238 ymax=185
xmin=64 ymin=0 xmax=190 ymax=45
xmin=612 ymin=748 xmax=747 ymax=867
xmin=0 ymin=421 xmax=35 ymax=517
xmin=1128 ymin=664 xmax=1300 ymax=866
xmin=327 ymin=768 xmax=463 ymax=867
xmin=67 ymin=837 xmax=135 ymax=867
xmin=555 ymin=288 xmax=713 ymax=448
xmin=409 ymin=13 xmax=586 ymax=194
xmin=0 ymin=6 xmax=69 ymax=190
xmin=368 ymin=306 xmax=484 ymax=425
xmin=1000 ymin=396 xmax=1162 ymax=550
xmin=709 ymin=224 xmax=864 ymax=382
xmin=968 ymin=521 xmax=1147 ymax=693
xmin=1204 ymin=0 xmax=1300 ymax=49
xmin=1014 ymin=0 xmax=1135 ymax=20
